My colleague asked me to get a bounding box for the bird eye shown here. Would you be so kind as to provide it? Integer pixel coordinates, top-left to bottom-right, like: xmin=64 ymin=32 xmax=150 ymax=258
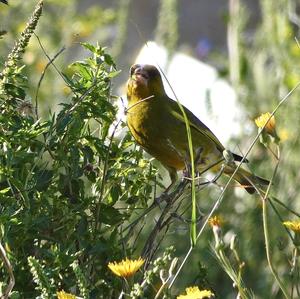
xmin=130 ymin=64 xmax=140 ymax=76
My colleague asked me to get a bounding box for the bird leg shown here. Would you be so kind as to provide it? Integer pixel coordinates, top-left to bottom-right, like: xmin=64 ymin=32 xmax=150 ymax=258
xmin=194 ymin=147 xmax=204 ymax=165
xmin=182 ymin=147 xmax=203 ymax=184
xmin=207 ymin=163 xmax=226 ymax=186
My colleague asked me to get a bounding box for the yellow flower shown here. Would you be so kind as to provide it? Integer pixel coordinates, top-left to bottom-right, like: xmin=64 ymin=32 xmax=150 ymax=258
xmin=208 ymin=216 xmax=223 ymax=228
xmin=255 ymin=112 xmax=276 ymax=135
xmin=177 ymin=286 xmax=214 ymax=299
xmin=209 ymin=216 xmax=223 ymax=248
xmin=283 ymin=221 xmax=300 ymax=233
xmin=108 ymin=257 xmax=144 ymax=278
xmin=57 ymin=290 xmax=76 ymax=299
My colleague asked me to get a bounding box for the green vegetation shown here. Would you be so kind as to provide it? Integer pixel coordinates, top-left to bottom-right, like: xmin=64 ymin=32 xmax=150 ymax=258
xmin=1 ymin=0 xmax=300 ymax=298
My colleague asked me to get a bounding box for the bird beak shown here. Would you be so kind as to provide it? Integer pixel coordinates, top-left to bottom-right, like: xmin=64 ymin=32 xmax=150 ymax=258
xmin=131 ymin=67 xmax=149 ymax=87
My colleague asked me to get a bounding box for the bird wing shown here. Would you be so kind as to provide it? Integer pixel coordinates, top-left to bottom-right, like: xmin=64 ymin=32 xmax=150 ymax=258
xmin=167 ymin=97 xmax=225 ymax=152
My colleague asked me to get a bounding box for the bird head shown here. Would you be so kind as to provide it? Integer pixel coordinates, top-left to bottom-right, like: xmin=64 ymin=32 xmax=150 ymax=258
xmin=127 ymin=64 xmax=166 ymax=101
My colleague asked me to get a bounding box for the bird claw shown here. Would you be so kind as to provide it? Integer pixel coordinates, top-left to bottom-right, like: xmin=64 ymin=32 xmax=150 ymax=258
xmin=155 ymin=192 xmax=169 ymax=205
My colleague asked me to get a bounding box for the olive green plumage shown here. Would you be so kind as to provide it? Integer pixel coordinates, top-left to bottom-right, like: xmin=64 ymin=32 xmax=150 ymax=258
xmin=126 ymin=64 xmax=268 ymax=193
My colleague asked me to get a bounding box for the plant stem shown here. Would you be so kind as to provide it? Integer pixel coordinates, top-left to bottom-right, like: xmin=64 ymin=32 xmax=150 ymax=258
xmin=0 ymin=242 xmax=15 ymax=298
xmin=262 ymin=146 xmax=290 ymax=298
xmin=263 ymin=196 xmax=290 ymax=298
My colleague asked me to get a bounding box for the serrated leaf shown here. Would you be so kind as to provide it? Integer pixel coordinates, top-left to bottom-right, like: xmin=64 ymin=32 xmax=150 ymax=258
xmin=103 ymin=54 xmax=115 ymax=66
xmin=80 ymin=42 xmax=97 ymax=53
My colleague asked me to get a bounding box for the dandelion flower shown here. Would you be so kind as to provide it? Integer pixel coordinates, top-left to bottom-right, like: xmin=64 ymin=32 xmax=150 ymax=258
xmin=177 ymin=286 xmax=214 ymax=299
xmin=208 ymin=216 xmax=223 ymax=228
xmin=255 ymin=112 xmax=276 ymax=135
xmin=57 ymin=290 xmax=76 ymax=299
xmin=108 ymin=257 xmax=144 ymax=278
xmin=209 ymin=216 xmax=223 ymax=248
xmin=283 ymin=221 xmax=300 ymax=233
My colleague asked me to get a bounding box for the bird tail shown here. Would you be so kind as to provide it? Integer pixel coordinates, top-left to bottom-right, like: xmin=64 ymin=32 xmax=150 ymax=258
xmin=225 ymin=166 xmax=269 ymax=194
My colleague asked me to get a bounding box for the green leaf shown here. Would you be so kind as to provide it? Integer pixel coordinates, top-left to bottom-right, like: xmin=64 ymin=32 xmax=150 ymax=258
xmin=56 ymin=113 xmax=72 ymax=134
xmin=107 ymin=70 xmax=121 ymax=78
xmin=103 ymin=53 xmax=115 ymax=66
xmin=0 ymin=187 xmax=10 ymax=194
xmin=80 ymin=42 xmax=97 ymax=53
xmin=72 ymin=62 xmax=93 ymax=80
xmin=98 ymin=204 xmax=123 ymax=225
xmin=35 ymin=169 xmax=53 ymax=192
xmin=108 ymin=185 xmax=121 ymax=204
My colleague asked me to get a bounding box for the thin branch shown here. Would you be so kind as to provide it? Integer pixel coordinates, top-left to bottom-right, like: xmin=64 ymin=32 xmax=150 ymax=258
xmin=262 ymin=155 xmax=290 ymax=299
xmin=34 ymin=33 xmax=66 ymax=82
xmin=34 ymin=43 xmax=66 ymax=119
xmin=125 ymin=95 xmax=155 ymax=114
xmin=142 ymin=181 xmax=188 ymax=263
xmin=0 ymin=242 xmax=15 ymax=299
xmin=270 ymin=196 xmax=300 ymax=218
xmin=168 ymin=80 xmax=300 ymax=289
xmin=268 ymin=199 xmax=294 ymax=242
xmin=94 ymin=119 xmax=122 ymax=234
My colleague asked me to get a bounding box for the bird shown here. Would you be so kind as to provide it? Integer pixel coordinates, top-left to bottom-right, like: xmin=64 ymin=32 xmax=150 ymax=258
xmin=0 ymin=0 xmax=8 ymax=4
xmin=126 ymin=64 xmax=269 ymax=194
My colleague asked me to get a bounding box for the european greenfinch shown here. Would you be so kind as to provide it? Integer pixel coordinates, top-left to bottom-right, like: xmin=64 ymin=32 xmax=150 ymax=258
xmin=126 ymin=64 xmax=268 ymax=194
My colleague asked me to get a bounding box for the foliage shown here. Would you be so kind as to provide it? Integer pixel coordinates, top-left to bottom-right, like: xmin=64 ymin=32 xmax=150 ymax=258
xmin=1 ymin=0 xmax=300 ymax=298
xmin=0 ymin=1 xmax=158 ymax=297
xmin=0 ymin=0 xmax=116 ymax=116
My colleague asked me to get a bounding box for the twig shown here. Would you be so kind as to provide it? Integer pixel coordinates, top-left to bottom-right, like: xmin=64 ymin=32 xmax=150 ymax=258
xmin=270 ymin=196 xmax=300 ymax=218
xmin=168 ymin=80 xmax=300 ymax=289
xmin=125 ymin=95 xmax=155 ymax=114
xmin=261 ymin=152 xmax=290 ymax=299
xmin=34 ymin=33 xmax=66 ymax=83
xmin=268 ymin=198 xmax=294 ymax=242
xmin=94 ymin=119 xmax=122 ymax=234
xmin=34 ymin=42 xmax=65 ymax=119
xmin=124 ymin=158 xmax=224 ymax=237
xmin=0 ymin=242 xmax=15 ymax=299
xmin=142 ymin=180 xmax=188 ymax=264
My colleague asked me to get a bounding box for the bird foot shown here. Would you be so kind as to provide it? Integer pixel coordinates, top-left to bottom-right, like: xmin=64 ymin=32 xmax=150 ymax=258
xmin=155 ymin=192 xmax=170 ymax=205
